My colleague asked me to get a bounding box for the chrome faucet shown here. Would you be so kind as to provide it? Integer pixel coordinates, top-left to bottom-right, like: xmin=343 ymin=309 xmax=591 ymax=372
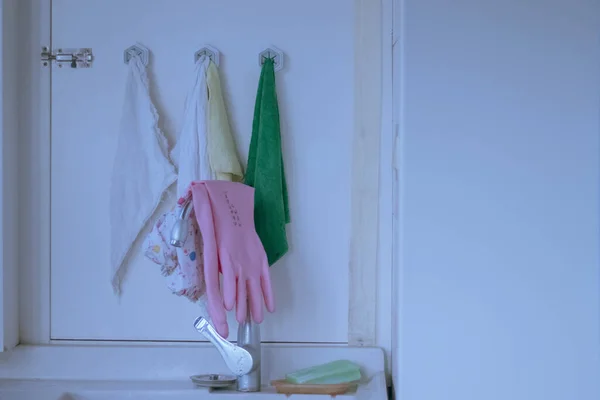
xmin=194 ymin=307 xmax=262 ymax=392
xmin=185 ymin=196 xmax=262 ymax=392
xmin=171 ymin=197 xmax=194 ymax=247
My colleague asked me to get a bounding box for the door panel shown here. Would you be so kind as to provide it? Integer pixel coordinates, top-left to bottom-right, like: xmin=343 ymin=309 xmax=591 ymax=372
xmin=50 ymin=0 xmax=353 ymax=341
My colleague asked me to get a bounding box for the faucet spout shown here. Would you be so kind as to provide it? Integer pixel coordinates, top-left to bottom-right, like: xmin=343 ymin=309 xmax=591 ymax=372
xmin=193 ymin=306 xmax=262 ymax=392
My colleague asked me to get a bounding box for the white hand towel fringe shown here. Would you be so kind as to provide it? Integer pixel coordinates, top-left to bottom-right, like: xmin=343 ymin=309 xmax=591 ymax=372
xmin=110 ymin=54 xmax=177 ymax=294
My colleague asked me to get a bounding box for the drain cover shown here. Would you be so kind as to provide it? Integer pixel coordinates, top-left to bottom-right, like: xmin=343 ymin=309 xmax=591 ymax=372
xmin=190 ymin=374 xmax=237 ymax=388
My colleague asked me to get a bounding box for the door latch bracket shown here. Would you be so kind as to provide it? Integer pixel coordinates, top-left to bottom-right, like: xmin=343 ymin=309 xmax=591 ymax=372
xmin=41 ymin=47 xmax=94 ymax=68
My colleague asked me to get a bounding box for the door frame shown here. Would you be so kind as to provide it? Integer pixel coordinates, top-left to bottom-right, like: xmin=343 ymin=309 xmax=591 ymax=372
xmin=6 ymin=0 xmax=396 ymax=379
xmin=1 ymin=0 xmax=27 ymax=352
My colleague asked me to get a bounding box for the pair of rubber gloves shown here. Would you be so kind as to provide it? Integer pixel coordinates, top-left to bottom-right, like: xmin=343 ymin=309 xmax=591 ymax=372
xmin=191 ymin=180 xmax=276 ymax=338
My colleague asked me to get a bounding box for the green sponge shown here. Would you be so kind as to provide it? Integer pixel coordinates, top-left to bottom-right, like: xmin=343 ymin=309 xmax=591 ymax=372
xmin=285 ymin=360 xmax=362 ymax=385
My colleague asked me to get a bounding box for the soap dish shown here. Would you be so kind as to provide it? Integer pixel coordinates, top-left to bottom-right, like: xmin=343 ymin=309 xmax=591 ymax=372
xmin=190 ymin=374 xmax=237 ymax=388
xmin=271 ymin=380 xmax=360 ymax=396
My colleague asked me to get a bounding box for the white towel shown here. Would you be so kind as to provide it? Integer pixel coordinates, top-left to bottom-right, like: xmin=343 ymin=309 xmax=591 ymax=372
xmin=143 ymin=55 xmax=212 ymax=303
xmin=171 ymin=55 xmax=213 ymax=196
xmin=110 ymin=54 xmax=177 ymax=294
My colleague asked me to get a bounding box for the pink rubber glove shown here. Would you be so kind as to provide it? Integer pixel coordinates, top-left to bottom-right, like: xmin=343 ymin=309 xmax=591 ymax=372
xmin=191 ymin=180 xmax=275 ymax=338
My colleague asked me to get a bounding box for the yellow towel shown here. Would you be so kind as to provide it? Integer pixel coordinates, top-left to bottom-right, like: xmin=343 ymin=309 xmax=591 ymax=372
xmin=206 ymin=61 xmax=244 ymax=182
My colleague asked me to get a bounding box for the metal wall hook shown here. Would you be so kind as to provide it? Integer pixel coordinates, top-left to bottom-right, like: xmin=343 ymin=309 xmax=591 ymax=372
xmin=124 ymin=43 xmax=149 ymax=66
xmin=259 ymin=46 xmax=284 ymax=72
xmin=195 ymin=45 xmax=220 ymax=66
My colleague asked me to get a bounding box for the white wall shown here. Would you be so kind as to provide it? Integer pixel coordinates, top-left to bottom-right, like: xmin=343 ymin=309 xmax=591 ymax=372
xmin=1 ymin=0 xmax=21 ymax=351
xmin=395 ymin=0 xmax=600 ymax=399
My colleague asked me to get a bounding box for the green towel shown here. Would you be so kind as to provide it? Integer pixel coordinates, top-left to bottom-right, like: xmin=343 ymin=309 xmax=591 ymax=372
xmin=244 ymin=58 xmax=290 ymax=266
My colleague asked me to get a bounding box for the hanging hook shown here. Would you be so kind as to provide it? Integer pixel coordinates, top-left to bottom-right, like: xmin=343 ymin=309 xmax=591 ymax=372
xmin=195 ymin=45 xmax=220 ymax=66
xmin=258 ymin=46 xmax=284 ymax=72
xmin=123 ymin=43 xmax=149 ymax=66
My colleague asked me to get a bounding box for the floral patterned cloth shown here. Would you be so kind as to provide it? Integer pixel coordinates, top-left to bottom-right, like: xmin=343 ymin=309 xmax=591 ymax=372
xmin=143 ymin=191 xmax=205 ymax=302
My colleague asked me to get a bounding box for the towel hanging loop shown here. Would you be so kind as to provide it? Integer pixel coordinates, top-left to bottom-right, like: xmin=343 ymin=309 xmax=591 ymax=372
xmin=195 ymin=45 xmax=220 ymax=66
xmin=259 ymin=46 xmax=284 ymax=72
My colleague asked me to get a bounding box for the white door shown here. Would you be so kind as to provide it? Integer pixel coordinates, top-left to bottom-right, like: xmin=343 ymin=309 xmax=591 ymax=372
xmin=50 ymin=0 xmax=354 ymax=342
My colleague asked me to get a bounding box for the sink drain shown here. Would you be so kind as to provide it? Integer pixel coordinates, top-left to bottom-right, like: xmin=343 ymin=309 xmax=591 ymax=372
xmin=190 ymin=374 xmax=237 ymax=388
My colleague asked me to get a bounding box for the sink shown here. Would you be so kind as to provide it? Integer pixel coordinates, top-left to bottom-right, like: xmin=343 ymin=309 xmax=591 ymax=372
xmin=0 ymin=380 xmax=201 ymax=400
xmin=0 ymin=345 xmax=387 ymax=400
xmin=0 ymin=374 xmax=386 ymax=400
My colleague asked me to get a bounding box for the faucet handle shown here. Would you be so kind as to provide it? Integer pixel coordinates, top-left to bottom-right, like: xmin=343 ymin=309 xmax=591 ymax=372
xmin=170 ymin=197 xmax=194 ymax=247
xmin=194 ymin=317 xmax=254 ymax=376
